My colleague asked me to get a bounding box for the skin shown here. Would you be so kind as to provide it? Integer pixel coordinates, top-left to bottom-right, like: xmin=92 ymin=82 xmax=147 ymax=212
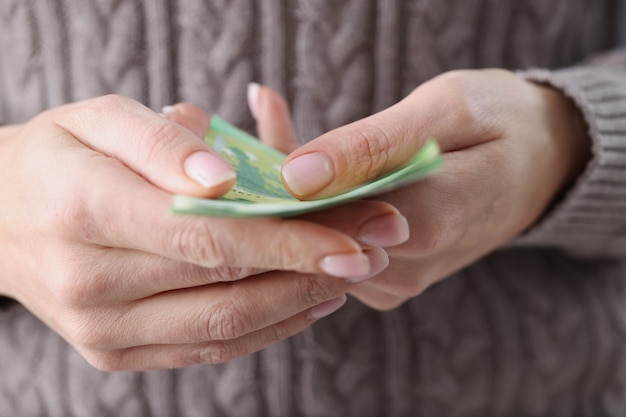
xmin=0 ymin=95 xmax=402 ymax=371
xmin=0 ymin=67 xmax=590 ymax=371
xmin=255 ymin=69 xmax=591 ymax=311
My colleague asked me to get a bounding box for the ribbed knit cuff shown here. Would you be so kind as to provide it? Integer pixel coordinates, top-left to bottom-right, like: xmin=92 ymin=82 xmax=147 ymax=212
xmin=515 ymin=65 xmax=626 ymax=257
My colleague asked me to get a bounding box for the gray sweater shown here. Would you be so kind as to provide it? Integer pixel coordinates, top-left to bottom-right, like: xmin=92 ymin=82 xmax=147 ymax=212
xmin=2 ymin=1 xmax=626 ymax=416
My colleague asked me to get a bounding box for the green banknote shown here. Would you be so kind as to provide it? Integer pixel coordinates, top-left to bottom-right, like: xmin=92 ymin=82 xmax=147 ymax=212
xmin=170 ymin=116 xmax=442 ymax=218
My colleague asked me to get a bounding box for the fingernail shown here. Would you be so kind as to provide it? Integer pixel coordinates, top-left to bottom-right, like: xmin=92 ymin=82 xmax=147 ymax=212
xmin=161 ymin=105 xmax=177 ymax=119
xmin=308 ymin=294 xmax=347 ymax=320
xmin=347 ymin=248 xmax=389 ymax=283
xmin=247 ymin=82 xmax=261 ymax=119
xmin=358 ymin=214 xmax=410 ymax=247
xmin=282 ymin=152 xmax=334 ymax=196
xmin=184 ymin=151 xmax=236 ymax=188
xmin=319 ymin=252 xmax=370 ymax=278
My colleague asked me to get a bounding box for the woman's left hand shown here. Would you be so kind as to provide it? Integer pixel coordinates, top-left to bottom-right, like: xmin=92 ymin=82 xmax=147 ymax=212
xmin=249 ymin=69 xmax=591 ymax=310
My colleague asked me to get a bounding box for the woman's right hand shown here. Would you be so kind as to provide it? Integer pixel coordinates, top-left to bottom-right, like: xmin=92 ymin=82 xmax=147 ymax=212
xmin=0 ymin=95 xmax=401 ymax=371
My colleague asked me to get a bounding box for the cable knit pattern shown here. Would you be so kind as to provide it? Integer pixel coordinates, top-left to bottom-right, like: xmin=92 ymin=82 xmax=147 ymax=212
xmin=1 ymin=1 xmax=626 ymax=416
xmin=176 ymin=0 xmax=256 ymax=127
xmin=66 ymin=0 xmax=148 ymax=101
xmin=292 ymin=0 xmax=376 ymax=140
xmin=0 ymin=1 xmax=48 ymax=121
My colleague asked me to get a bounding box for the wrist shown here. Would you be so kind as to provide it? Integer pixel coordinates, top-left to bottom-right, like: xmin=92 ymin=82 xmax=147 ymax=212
xmin=536 ymin=83 xmax=591 ymax=203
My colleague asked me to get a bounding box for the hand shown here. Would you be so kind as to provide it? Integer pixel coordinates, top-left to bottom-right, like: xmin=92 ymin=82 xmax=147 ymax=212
xmin=251 ymin=69 xmax=591 ymax=310
xmin=0 ymin=95 xmax=401 ymax=370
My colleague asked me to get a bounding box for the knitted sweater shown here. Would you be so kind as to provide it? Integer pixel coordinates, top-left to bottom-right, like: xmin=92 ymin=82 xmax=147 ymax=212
xmin=1 ymin=1 xmax=626 ymax=416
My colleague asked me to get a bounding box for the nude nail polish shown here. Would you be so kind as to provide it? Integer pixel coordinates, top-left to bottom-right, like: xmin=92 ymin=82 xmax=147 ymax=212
xmin=358 ymin=214 xmax=410 ymax=247
xmin=319 ymin=252 xmax=370 ymax=278
xmin=184 ymin=151 xmax=236 ymax=188
xmin=308 ymin=295 xmax=347 ymax=320
xmin=282 ymin=152 xmax=334 ymax=196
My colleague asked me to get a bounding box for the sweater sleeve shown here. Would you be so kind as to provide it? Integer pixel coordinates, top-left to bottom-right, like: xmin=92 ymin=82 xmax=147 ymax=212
xmin=515 ymin=49 xmax=626 ymax=258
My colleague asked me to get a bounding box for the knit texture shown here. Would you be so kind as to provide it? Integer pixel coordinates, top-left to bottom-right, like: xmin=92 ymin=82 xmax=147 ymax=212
xmin=1 ymin=1 xmax=626 ymax=416
xmin=518 ymin=55 xmax=626 ymax=257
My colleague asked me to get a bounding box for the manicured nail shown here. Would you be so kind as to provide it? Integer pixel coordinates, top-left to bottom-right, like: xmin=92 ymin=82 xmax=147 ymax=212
xmin=184 ymin=151 xmax=236 ymax=188
xmin=282 ymin=152 xmax=334 ymax=196
xmin=319 ymin=252 xmax=370 ymax=278
xmin=247 ymin=82 xmax=261 ymax=119
xmin=347 ymin=248 xmax=389 ymax=283
xmin=308 ymin=294 xmax=347 ymax=320
xmin=358 ymin=214 xmax=410 ymax=247
xmin=161 ymin=105 xmax=177 ymax=119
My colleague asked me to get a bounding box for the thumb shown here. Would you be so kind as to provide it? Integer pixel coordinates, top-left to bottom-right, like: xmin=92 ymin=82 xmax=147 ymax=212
xmin=281 ymin=95 xmax=432 ymax=200
xmin=247 ymin=83 xmax=300 ymax=154
xmin=53 ymin=95 xmax=236 ymax=198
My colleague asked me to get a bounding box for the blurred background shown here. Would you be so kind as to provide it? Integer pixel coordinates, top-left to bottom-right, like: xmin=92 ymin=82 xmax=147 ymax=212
xmin=618 ymin=0 xmax=626 ymax=46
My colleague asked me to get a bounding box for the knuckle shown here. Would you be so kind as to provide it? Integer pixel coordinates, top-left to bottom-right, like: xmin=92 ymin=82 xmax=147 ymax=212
xmin=268 ymin=223 xmax=306 ymax=269
xmin=194 ymin=342 xmax=242 ymax=365
xmin=431 ymin=70 xmax=500 ymax=135
xmin=203 ymin=266 xmax=259 ymax=283
xmin=170 ymin=223 xmax=228 ymax=268
xmin=80 ymin=94 xmax=136 ymax=125
xmin=46 ymin=193 xmax=96 ymax=243
xmin=439 ymin=83 xmax=477 ymax=125
xmin=140 ymin=119 xmax=183 ymax=162
xmin=96 ymin=93 xmax=133 ymax=108
xmin=84 ymin=94 xmax=132 ymax=115
xmin=47 ymin=256 xmax=111 ymax=309
xmin=50 ymin=279 xmax=89 ymax=309
xmin=342 ymin=124 xmax=392 ymax=181
xmin=178 ymin=342 xmax=243 ymax=366
xmin=203 ymin=301 xmax=252 ymax=341
xmin=48 ymin=264 xmax=92 ymax=308
xmin=299 ymin=277 xmax=336 ymax=307
xmin=81 ymin=94 xmax=189 ymax=165
xmin=67 ymin=314 xmax=115 ymax=351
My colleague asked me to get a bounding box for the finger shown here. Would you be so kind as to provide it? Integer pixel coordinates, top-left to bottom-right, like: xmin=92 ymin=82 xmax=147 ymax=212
xmin=348 ymin=283 xmax=405 ymax=311
xmin=279 ymin=70 xmax=493 ymax=199
xmin=348 ymin=239 xmax=488 ymax=311
xmin=50 ymin=95 xmax=235 ymax=198
xmin=66 ymin=153 xmax=402 ymax=278
xmin=61 ymin=243 xmax=387 ymax=309
xmin=247 ymin=83 xmax=300 ymax=154
xmin=53 ymin=248 xmax=266 ymax=305
xmin=346 ymin=258 xmax=430 ymax=311
xmin=280 ymin=99 xmax=425 ymax=199
xmin=83 ymin=298 xmax=346 ymax=371
xmin=300 ymin=200 xmax=410 ymax=249
xmin=75 ymin=165 xmax=366 ymax=276
xmin=85 ymin=271 xmax=352 ymax=349
xmin=93 ymin=203 xmax=403 ymax=302
xmin=161 ymin=103 xmax=212 ymax=139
